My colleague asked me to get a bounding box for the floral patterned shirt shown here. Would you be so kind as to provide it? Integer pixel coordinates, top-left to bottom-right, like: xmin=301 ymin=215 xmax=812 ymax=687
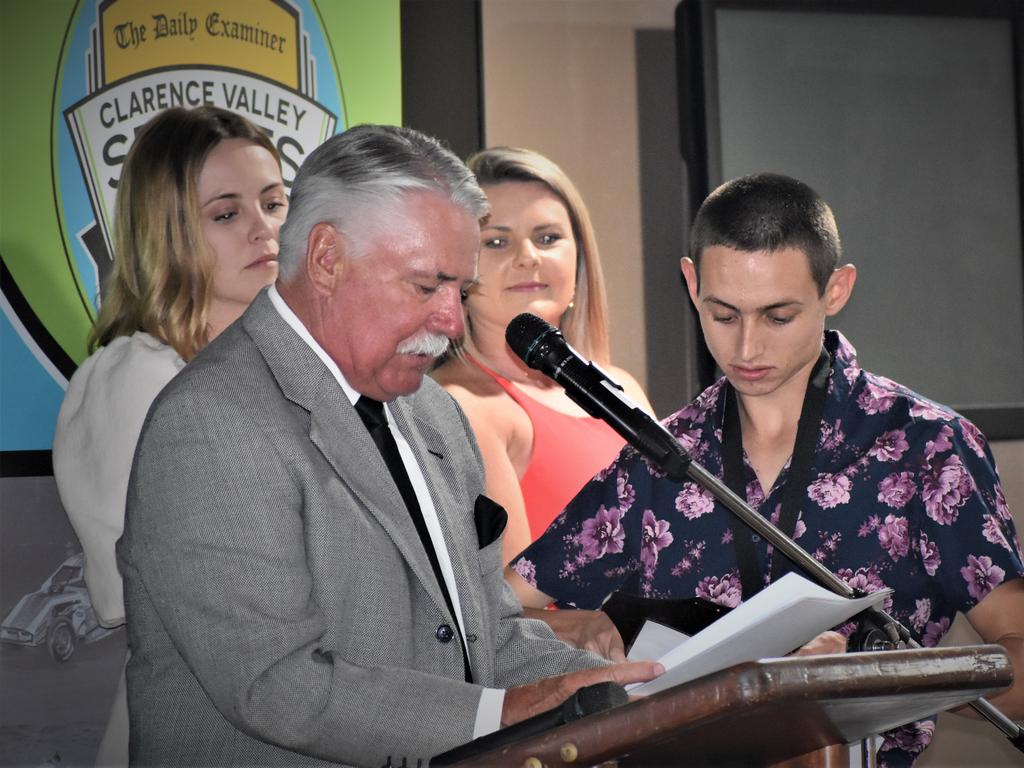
xmin=512 ymin=331 xmax=1023 ymax=767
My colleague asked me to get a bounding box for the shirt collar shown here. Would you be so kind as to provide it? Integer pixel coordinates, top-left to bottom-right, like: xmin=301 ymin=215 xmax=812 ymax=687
xmin=266 ymin=284 xmax=360 ymax=407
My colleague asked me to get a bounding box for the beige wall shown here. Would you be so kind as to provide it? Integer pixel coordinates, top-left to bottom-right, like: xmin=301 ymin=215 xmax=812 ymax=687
xmin=481 ymin=1 xmax=1024 ymax=764
xmin=481 ymin=0 xmax=677 ymax=387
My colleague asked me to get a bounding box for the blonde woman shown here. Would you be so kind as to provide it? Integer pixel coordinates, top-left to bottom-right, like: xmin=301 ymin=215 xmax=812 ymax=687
xmin=52 ymin=106 xmax=288 ymax=766
xmin=432 ymin=147 xmax=652 ymax=566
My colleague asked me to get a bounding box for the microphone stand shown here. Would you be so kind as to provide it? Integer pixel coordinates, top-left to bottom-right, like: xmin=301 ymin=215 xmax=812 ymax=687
xmin=635 ymin=430 xmax=1023 ymax=751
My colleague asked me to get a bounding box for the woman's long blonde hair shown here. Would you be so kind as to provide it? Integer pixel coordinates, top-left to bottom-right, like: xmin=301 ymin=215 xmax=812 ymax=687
xmin=89 ymin=106 xmax=280 ymax=360
xmin=466 ymin=147 xmax=611 ymax=364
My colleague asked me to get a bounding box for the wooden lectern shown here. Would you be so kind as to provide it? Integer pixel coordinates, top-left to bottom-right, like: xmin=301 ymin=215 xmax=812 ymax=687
xmin=447 ymin=645 xmax=1013 ymax=768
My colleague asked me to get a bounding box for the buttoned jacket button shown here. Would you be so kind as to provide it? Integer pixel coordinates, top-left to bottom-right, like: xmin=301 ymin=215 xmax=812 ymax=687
xmin=436 ymin=624 xmax=454 ymax=643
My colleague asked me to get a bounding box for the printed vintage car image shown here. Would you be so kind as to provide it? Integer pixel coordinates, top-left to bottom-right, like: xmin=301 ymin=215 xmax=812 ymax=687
xmin=0 ymin=553 xmax=114 ymax=662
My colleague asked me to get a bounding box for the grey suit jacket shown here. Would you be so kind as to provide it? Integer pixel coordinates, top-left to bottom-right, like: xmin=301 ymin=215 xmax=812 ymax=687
xmin=116 ymin=291 xmax=602 ymax=767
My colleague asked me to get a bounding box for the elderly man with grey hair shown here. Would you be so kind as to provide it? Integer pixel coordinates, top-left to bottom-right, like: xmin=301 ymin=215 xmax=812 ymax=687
xmin=116 ymin=124 xmax=659 ymax=767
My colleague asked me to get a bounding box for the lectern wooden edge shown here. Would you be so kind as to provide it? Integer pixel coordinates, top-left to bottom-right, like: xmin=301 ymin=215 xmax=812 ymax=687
xmin=448 ymin=645 xmax=1013 ymax=767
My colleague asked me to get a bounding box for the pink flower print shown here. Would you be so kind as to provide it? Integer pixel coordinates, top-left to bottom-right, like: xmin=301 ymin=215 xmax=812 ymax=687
xmin=881 ymin=720 xmax=934 ymax=755
xmin=922 ymin=454 xmax=975 ymax=525
xmin=690 ymin=439 xmax=711 ymax=463
xmin=982 ymin=514 xmax=1012 ymax=552
xmin=675 ymin=427 xmax=702 ymax=455
xmin=909 ymin=598 xmax=931 ymax=632
xmin=858 ymin=515 xmax=881 ymax=538
xmin=924 ymin=425 xmax=953 ymax=460
xmin=836 ymin=567 xmax=871 ymax=592
xmin=640 ymin=509 xmax=673 ymax=569
xmin=768 ymin=506 xmax=806 ymax=540
xmin=834 ymin=619 xmax=862 ymax=639
xmin=640 ymin=454 xmax=673 ymax=480
xmin=663 ymin=413 xmax=685 ymax=433
xmin=694 ymin=383 xmax=721 ymax=414
xmin=922 ymin=616 xmax=950 ymax=647
xmin=721 ymin=529 xmax=733 ymax=544
xmin=675 ymin=483 xmax=715 ymax=520
xmin=579 ymin=506 xmax=626 ymax=561
xmin=813 ymin=532 xmax=842 ymax=563
xmin=960 ymin=419 xmax=986 ymax=458
xmin=838 ymin=567 xmax=891 ymax=610
xmin=808 ymin=473 xmax=852 ymax=509
xmin=696 ymin=572 xmax=742 ymax=608
xmin=746 ymin=479 xmax=765 ymax=509
xmin=877 ymin=471 xmax=917 ymax=509
xmin=664 ymin=388 xmax=714 ymax=433
xmin=878 ymin=514 xmax=909 ymax=561
xmin=910 ymin=401 xmax=949 ymax=421
xmin=616 ymin=470 xmax=636 ymax=509
xmin=960 ymin=554 xmax=1005 ymax=602
xmin=868 ymin=429 xmax=909 ymax=462
xmin=857 ymin=381 xmax=897 ymax=415
xmin=512 ymin=557 xmax=537 ymax=586
xmin=821 ymin=419 xmax=846 ymax=451
xmin=672 ymin=403 xmax=702 ymax=424
xmin=671 ymin=539 xmax=705 ymax=576
xmin=917 ymin=533 xmax=941 ymax=576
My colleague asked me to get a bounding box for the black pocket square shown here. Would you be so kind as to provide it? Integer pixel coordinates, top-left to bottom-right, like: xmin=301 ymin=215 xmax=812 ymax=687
xmin=473 ymin=495 xmax=507 ymax=548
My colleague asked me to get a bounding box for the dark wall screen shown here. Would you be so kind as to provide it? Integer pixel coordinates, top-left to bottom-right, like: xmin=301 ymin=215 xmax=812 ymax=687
xmin=678 ymin=1 xmax=1024 ymax=436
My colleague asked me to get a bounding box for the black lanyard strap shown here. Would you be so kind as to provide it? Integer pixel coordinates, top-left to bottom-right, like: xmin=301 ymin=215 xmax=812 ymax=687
xmin=722 ymin=348 xmax=832 ymax=599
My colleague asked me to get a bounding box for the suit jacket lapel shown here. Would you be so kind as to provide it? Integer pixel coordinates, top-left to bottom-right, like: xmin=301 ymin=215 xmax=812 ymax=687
xmin=308 ymin=406 xmax=451 ymax=618
xmin=241 ymin=292 xmax=449 ymax=617
xmin=390 ymin=401 xmax=482 ymax=643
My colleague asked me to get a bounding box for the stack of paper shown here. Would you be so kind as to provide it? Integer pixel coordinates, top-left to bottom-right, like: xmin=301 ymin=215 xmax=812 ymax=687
xmin=626 ymin=572 xmax=891 ymax=695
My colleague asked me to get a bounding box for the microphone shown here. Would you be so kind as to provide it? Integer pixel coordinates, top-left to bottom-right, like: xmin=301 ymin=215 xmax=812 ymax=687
xmin=430 ymin=681 xmax=628 ymax=766
xmin=505 ymin=313 xmax=692 ymax=481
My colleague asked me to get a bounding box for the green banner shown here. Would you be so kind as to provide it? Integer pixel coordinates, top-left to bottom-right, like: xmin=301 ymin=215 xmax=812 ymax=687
xmin=0 ymin=0 xmax=401 ymax=452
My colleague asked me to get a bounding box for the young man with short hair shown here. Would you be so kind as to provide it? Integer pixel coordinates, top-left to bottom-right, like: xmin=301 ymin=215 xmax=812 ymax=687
xmin=508 ymin=173 xmax=1024 ymax=767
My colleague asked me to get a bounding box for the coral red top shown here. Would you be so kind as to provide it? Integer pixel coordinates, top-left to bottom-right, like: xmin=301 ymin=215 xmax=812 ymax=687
xmin=469 ymin=356 xmax=626 ymax=540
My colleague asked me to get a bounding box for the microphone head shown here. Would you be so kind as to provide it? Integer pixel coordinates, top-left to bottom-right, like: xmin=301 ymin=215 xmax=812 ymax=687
xmin=505 ymin=313 xmax=562 ymax=367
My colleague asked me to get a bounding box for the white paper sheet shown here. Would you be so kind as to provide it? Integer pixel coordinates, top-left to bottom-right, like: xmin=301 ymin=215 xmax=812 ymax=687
xmin=628 ymin=572 xmax=891 ymax=696
xmin=627 ymin=621 xmax=690 ymax=663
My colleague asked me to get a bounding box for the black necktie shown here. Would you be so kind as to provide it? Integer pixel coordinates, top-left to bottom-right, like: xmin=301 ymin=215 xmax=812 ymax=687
xmin=354 ymin=396 xmax=471 ymax=682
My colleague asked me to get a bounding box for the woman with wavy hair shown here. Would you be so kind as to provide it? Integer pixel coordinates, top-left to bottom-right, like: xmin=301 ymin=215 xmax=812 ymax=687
xmin=53 ymin=105 xmax=288 ymax=766
xmin=432 ymin=147 xmax=652 ymax=566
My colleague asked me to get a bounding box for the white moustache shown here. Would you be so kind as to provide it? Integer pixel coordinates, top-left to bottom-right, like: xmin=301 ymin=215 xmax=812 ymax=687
xmin=396 ymin=331 xmax=450 ymax=358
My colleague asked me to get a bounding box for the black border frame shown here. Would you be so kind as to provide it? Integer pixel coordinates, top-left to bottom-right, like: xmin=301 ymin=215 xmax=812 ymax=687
xmin=400 ymin=0 xmax=484 ymax=161
xmin=675 ymin=0 xmax=1024 ymax=440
